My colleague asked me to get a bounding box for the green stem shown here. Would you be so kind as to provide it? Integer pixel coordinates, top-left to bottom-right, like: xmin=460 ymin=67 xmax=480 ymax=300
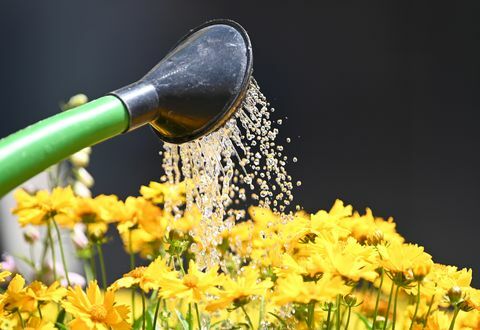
xmin=422 ymin=295 xmax=435 ymax=329
xmin=188 ymin=304 xmax=193 ymax=330
xmin=344 ymin=306 xmax=352 ymax=330
xmin=409 ymin=282 xmax=421 ymax=330
xmin=37 ymin=304 xmax=43 ymax=319
xmin=382 ymin=281 xmax=395 ymax=330
xmin=29 ymin=244 xmax=36 ymax=272
xmin=96 ymin=242 xmax=107 ymax=290
xmin=258 ymin=296 xmax=265 ymax=329
xmin=47 ymin=221 xmax=57 ymax=280
xmin=372 ymin=268 xmax=384 ymax=327
xmin=129 ymin=230 xmax=136 ymax=321
xmin=89 ymin=250 xmax=97 ymax=280
xmin=307 ymin=301 xmax=315 ymax=329
xmin=448 ymin=306 xmax=460 ymax=330
xmin=194 ymin=303 xmax=202 ymax=330
xmin=392 ymin=285 xmax=401 ymax=330
xmin=325 ymin=303 xmax=333 ymax=330
xmin=141 ymin=291 xmax=146 ymax=330
xmin=152 ymin=298 xmax=161 ymax=330
xmin=52 ymin=219 xmax=71 ymax=286
xmin=336 ymin=295 xmax=341 ymax=330
xmin=241 ymin=305 xmax=255 ymax=329
xmin=16 ymin=310 xmax=25 ymax=329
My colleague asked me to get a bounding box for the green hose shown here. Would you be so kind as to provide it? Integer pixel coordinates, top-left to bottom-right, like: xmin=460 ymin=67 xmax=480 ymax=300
xmin=0 ymin=96 xmax=129 ymax=197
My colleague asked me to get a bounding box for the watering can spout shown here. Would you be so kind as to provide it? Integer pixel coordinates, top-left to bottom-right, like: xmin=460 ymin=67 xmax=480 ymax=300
xmin=111 ymin=19 xmax=253 ymax=144
xmin=0 ymin=19 xmax=252 ymax=197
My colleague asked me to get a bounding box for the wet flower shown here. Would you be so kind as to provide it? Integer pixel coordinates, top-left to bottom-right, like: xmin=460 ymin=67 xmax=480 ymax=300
xmin=62 ymin=281 xmax=130 ymax=330
xmin=111 ymin=257 xmax=169 ymax=293
xmin=140 ymin=180 xmax=186 ymax=207
xmin=206 ymin=266 xmax=273 ymax=311
xmin=157 ymin=260 xmax=222 ymax=303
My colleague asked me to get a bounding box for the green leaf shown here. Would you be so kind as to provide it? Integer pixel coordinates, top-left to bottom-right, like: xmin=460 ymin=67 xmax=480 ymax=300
xmin=55 ymin=308 xmax=66 ymax=326
xmin=175 ymin=310 xmax=190 ymax=330
xmin=268 ymin=312 xmax=288 ymax=329
xmin=55 ymin=323 xmax=68 ymax=330
xmin=355 ymin=312 xmax=373 ymax=330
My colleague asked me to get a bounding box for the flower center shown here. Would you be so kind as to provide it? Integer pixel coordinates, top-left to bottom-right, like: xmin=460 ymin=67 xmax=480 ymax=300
xmin=130 ymin=267 xmax=146 ymax=278
xmin=183 ymin=274 xmax=199 ymax=288
xmin=90 ymin=304 xmax=107 ymax=322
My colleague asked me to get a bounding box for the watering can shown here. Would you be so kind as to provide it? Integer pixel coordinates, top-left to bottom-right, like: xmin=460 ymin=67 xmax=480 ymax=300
xmin=0 ymin=20 xmax=253 ymax=197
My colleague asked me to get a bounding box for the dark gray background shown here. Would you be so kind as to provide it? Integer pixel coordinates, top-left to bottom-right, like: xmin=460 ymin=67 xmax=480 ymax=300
xmin=0 ymin=1 xmax=478 ymax=286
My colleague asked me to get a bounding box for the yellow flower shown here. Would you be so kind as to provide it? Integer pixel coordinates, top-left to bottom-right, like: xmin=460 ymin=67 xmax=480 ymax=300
xmin=13 ymin=187 xmax=77 ymax=227
xmin=140 ymin=181 xmax=186 ymax=207
xmin=377 ymin=242 xmax=433 ymax=281
xmin=21 ymin=317 xmax=56 ymax=330
xmin=157 ymin=260 xmax=222 ymax=303
xmin=26 ymin=281 xmax=67 ymax=304
xmin=272 ymin=273 xmax=349 ymax=305
xmin=110 ymin=257 xmax=169 ymax=293
xmin=310 ymin=199 xmax=352 ymax=241
xmin=62 ymin=281 xmax=130 ymax=330
xmin=116 ymin=197 xmax=164 ymax=235
xmin=75 ymin=195 xmax=121 ymax=239
xmin=302 ymin=237 xmax=378 ymax=282
xmin=346 ymin=208 xmax=404 ymax=245
xmin=206 ymin=266 xmax=273 ymax=311
xmin=1 ymin=275 xmax=36 ymax=313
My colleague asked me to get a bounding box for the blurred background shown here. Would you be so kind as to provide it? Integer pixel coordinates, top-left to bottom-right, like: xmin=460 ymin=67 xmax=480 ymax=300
xmin=0 ymin=1 xmax=478 ymax=285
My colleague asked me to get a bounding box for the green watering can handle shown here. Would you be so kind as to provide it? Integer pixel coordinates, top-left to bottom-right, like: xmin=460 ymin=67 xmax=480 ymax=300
xmin=0 ymin=96 xmax=129 ymax=197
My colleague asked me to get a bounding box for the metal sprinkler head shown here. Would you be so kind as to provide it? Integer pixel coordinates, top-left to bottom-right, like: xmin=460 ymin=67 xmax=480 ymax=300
xmin=111 ymin=19 xmax=253 ymax=144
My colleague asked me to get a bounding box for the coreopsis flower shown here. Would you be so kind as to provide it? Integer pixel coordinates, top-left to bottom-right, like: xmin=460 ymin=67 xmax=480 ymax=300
xmin=377 ymin=242 xmax=433 ymax=282
xmin=157 ymin=260 xmax=222 ymax=303
xmin=13 ymin=186 xmax=77 ymax=227
xmin=309 ymin=199 xmax=352 ymax=241
xmin=62 ymin=281 xmax=130 ymax=330
xmin=116 ymin=197 xmax=164 ymax=234
xmin=21 ymin=316 xmax=56 ymax=330
xmin=140 ymin=180 xmax=186 ymax=207
xmin=26 ymin=281 xmax=67 ymax=305
xmin=74 ymin=195 xmax=121 ymax=240
xmin=206 ymin=266 xmax=273 ymax=311
xmin=272 ymin=273 xmax=349 ymax=305
xmin=302 ymin=237 xmax=378 ymax=282
xmin=346 ymin=208 xmax=404 ymax=245
xmin=110 ymin=257 xmax=169 ymax=293
xmin=1 ymin=275 xmax=36 ymax=313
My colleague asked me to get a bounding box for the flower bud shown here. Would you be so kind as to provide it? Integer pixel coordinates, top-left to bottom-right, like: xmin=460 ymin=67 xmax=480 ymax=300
xmin=343 ymin=294 xmax=357 ymax=307
xmin=448 ymin=286 xmax=463 ymax=304
xmin=72 ymin=224 xmax=89 ymax=250
xmin=75 ymin=168 xmax=94 ymax=188
xmin=69 ymin=150 xmax=90 ymax=167
xmin=61 ymin=272 xmax=86 ymax=288
xmin=67 ymin=94 xmax=88 ymax=108
xmin=73 ymin=181 xmax=91 ymax=198
xmin=23 ymin=226 xmax=40 ymax=244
